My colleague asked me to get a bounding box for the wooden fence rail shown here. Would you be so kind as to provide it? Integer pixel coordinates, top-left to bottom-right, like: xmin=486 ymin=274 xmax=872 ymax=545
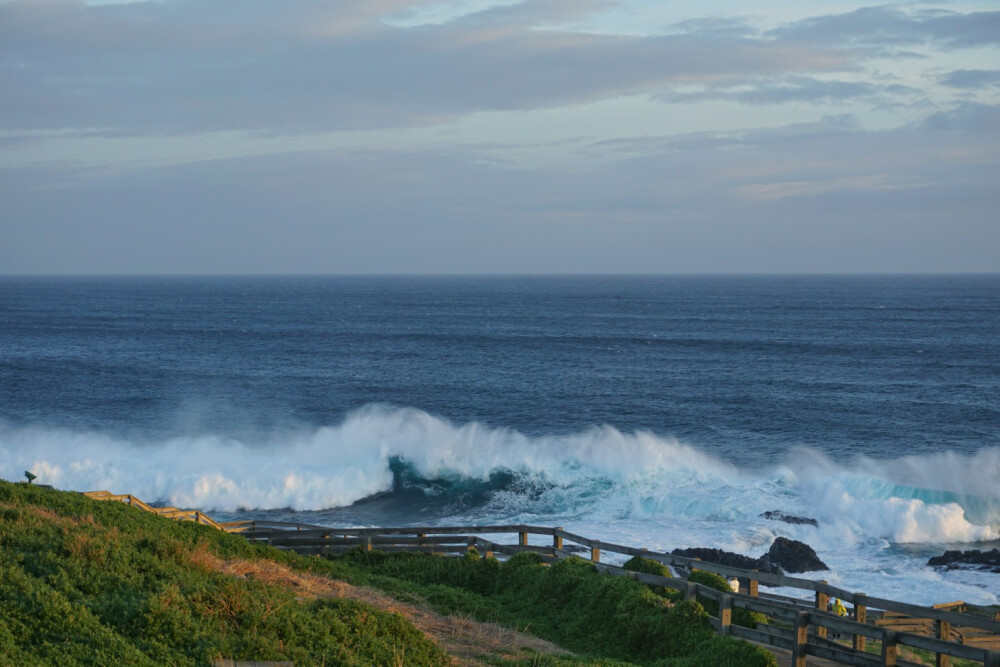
xmin=83 ymin=490 xmax=226 ymax=530
xmin=81 ymin=492 xmax=998 ymax=667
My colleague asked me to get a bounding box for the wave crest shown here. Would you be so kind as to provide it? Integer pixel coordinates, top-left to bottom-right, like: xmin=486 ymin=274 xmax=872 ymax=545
xmin=1 ymin=405 xmax=996 ymax=544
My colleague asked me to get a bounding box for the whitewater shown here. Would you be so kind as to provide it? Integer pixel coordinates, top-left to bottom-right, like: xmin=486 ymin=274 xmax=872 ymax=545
xmin=1 ymin=274 xmax=998 ymax=606
xmin=2 ymin=405 xmax=997 ymax=605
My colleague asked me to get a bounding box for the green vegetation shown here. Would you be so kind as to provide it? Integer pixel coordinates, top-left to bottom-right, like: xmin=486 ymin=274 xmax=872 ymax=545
xmin=0 ymin=481 xmax=777 ymax=666
xmin=332 ymin=549 xmax=776 ymax=666
xmin=857 ymin=638 xmax=983 ymax=667
xmin=622 ymin=556 xmax=680 ymax=600
xmin=685 ymin=570 xmax=769 ymax=629
xmin=0 ymin=481 xmax=447 ymax=666
xmin=620 ymin=557 xmax=767 ymax=629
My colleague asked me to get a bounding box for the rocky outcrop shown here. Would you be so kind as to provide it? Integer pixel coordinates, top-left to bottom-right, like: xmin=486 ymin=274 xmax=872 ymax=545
xmin=673 ymin=537 xmax=829 ymax=575
xmin=671 ymin=547 xmax=781 ymax=574
xmin=927 ymin=548 xmax=1000 ymax=573
xmin=765 ymin=537 xmax=828 ymax=573
xmin=760 ymin=510 xmax=818 ymax=527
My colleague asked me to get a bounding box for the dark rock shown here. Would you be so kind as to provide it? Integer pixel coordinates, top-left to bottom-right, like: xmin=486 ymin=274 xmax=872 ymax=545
xmin=927 ymin=548 xmax=1000 ymax=573
xmin=671 ymin=547 xmax=783 ymax=575
xmin=766 ymin=537 xmax=828 ymax=573
xmin=760 ymin=510 xmax=818 ymax=527
xmin=673 ymin=537 xmax=829 ymax=576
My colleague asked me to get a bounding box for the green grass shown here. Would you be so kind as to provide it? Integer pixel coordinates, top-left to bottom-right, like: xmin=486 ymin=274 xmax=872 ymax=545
xmin=856 ymin=637 xmax=984 ymax=667
xmin=0 ymin=481 xmax=448 ymax=666
xmin=0 ymin=481 xmax=777 ymax=666
xmin=330 ymin=549 xmax=777 ymax=666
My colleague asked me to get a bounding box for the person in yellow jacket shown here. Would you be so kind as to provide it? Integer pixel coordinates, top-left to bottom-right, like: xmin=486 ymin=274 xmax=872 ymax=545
xmin=832 ymin=598 xmax=847 ymax=616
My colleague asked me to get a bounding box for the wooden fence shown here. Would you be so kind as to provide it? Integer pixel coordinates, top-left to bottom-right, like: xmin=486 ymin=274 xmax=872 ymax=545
xmin=224 ymin=520 xmax=1000 ymax=667
xmin=83 ymin=490 xmax=225 ymax=531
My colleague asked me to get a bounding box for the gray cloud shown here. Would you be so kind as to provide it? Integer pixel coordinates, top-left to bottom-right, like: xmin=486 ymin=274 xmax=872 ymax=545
xmin=0 ymin=0 xmax=850 ymax=134
xmin=4 ymin=105 xmax=997 ymax=274
xmin=656 ymin=76 xmax=923 ymax=106
xmin=770 ymin=6 xmax=1000 ymax=50
xmin=4 ymin=2 xmax=987 ymax=137
xmin=921 ymin=102 xmax=1000 ymax=131
xmin=670 ymin=16 xmax=759 ymax=39
xmin=941 ymin=69 xmax=1000 ymax=89
xmin=2 ymin=2 xmax=997 ymax=275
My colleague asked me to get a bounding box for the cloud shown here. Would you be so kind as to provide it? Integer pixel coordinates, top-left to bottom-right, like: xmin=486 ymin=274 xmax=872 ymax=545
xmin=921 ymin=102 xmax=1000 ymax=132
xmin=3 ymin=105 xmax=997 ymax=274
xmin=941 ymin=69 xmax=1000 ymax=89
xmin=6 ymin=2 xmax=990 ymax=138
xmin=0 ymin=0 xmax=850 ymax=135
xmin=670 ymin=16 xmax=758 ymax=39
xmin=770 ymin=6 xmax=1000 ymax=50
xmin=656 ymin=76 xmax=923 ymax=106
xmin=2 ymin=2 xmax=998 ymax=275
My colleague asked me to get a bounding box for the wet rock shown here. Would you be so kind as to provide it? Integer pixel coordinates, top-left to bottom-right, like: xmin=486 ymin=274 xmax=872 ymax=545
xmin=766 ymin=537 xmax=828 ymax=573
xmin=672 ymin=537 xmax=829 ymax=575
xmin=927 ymin=548 xmax=1000 ymax=573
xmin=760 ymin=510 xmax=818 ymax=527
xmin=671 ymin=547 xmax=782 ymax=575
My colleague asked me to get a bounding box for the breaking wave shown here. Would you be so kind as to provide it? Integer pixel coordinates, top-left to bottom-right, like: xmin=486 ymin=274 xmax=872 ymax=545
xmin=1 ymin=405 xmax=997 ymax=545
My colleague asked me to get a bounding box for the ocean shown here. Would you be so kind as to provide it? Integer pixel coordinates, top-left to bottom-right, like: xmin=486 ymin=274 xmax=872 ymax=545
xmin=1 ymin=274 xmax=998 ymax=605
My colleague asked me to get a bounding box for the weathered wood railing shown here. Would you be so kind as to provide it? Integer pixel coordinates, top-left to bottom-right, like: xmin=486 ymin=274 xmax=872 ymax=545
xmin=83 ymin=490 xmax=226 ymax=531
xmin=224 ymin=520 xmax=1000 ymax=667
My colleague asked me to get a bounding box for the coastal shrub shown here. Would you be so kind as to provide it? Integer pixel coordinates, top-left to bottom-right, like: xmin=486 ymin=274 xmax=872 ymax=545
xmin=339 ymin=545 xmax=500 ymax=595
xmin=622 ymin=556 xmax=681 ymax=600
xmin=687 ymin=570 xmax=768 ymax=628
xmin=337 ymin=549 xmax=775 ymax=666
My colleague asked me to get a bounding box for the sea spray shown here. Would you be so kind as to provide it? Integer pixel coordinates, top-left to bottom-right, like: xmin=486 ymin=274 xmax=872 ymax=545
xmin=2 ymin=406 xmax=998 ymax=604
xmin=2 ymin=406 xmax=996 ymax=541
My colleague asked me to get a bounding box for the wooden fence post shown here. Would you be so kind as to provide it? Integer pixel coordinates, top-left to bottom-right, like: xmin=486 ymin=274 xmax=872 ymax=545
xmin=794 ymin=611 xmax=810 ymax=667
xmin=815 ymin=582 xmax=829 ymax=639
xmin=590 ymin=546 xmax=600 ymax=563
xmin=854 ymin=593 xmax=867 ymax=652
xmin=553 ymin=527 xmax=562 ymax=551
xmin=519 ymin=531 xmax=528 ymax=547
xmin=719 ymin=595 xmax=732 ymax=636
xmin=749 ymin=570 xmax=759 ymax=597
xmin=881 ymin=630 xmax=898 ymax=666
xmin=685 ymin=581 xmax=697 ymax=602
xmin=935 ymin=620 xmax=951 ymax=667
xmin=363 ymin=536 xmax=372 ymax=553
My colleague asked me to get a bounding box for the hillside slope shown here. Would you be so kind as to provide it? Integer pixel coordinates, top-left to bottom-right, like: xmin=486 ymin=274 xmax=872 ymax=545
xmin=0 ymin=481 xmax=451 ymax=666
xmin=0 ymin=481 xmax=775 ymax=666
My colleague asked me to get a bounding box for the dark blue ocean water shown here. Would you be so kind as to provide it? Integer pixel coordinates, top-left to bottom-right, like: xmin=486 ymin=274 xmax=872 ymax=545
xmin=2 ymin=275 xmax=998 ymax=603
xmin=3 ymin=274 xmax=998 ymax=460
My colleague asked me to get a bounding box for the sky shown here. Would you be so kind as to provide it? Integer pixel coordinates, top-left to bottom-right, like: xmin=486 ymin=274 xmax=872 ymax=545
xmin=1 ymin=0 xmax=998 ymax=274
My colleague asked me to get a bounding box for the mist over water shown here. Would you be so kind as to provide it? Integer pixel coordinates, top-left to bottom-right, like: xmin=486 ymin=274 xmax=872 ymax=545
xmin=1 ymin=275 xmax=998 ymax=604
